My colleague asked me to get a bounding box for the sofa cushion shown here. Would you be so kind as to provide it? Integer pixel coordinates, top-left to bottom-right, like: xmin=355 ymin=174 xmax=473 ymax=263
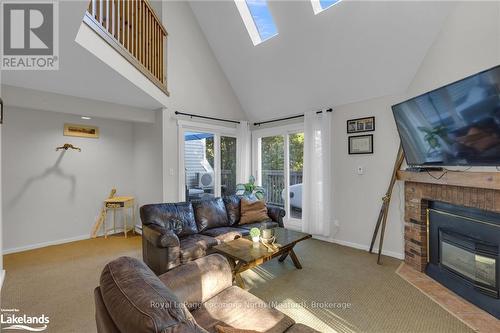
xmin=99 ymin=257 xmax=204 ymax=333
xmin=159 ymin=254 xmax=233 ymax=311
xmin=239 ymin=198 xmax=271 ymax=225
xmin=180 ymin=234 xmax=219 ymax=264
xmin=216 ymin=326 xmax=259 ymax=333
xmin=192 ymin=198 xmax=229 ymax=232
xmin=223 ymin=195 xmax=241 ymax=225
xmin=284 ymin=324 xmax=320 ymax=333
xmin=238 ymin=221 xmax=278 ymax=230
xmin=192 ymin=286 xmax=295 ymax=333
xmin=201 ymin=227 xmax=249 ymax=242
xmin=140 ymin=202 xmax=198 ymax=237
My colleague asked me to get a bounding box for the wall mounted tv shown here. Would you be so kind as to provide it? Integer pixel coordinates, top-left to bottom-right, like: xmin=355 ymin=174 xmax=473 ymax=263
xmin=392 ymin=65 xmax=500 ymax=166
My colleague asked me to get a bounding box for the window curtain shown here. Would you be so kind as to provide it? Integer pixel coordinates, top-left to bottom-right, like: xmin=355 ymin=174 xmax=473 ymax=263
xmin=302 ymin=111 xmax=334 ymax=237
xmin=237 ymin=121 xmax=251 ymax=184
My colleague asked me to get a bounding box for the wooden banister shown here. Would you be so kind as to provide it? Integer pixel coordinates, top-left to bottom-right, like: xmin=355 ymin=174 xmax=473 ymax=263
xmin=84 ymin=0 xmax=169 ymax=96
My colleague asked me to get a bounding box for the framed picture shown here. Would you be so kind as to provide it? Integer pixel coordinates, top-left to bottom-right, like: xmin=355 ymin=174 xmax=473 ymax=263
xmin=64 ymin=123 xmax=99 ymax=138
xmin=348 ymin=134 xmax=373 ymax=154
xmin=347 ymin=116 xmax=375 ymax=133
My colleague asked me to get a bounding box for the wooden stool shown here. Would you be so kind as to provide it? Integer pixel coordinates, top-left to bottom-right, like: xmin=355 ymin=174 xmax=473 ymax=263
xmin=103 ymin=196 xmax=136 ymax=238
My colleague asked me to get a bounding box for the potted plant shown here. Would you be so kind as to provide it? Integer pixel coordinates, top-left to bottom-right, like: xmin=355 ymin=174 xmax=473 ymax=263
xmin=250 ymin=227 xmax=260 ymax=242
xmin=235 ymin=176 xmax=265 ymax=200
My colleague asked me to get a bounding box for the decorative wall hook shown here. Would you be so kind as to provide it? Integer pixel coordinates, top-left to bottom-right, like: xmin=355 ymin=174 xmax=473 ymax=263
xmin=0 ymin=97 xmax=4 ymax=124
xmin=56 ymin=143 xmax=81 ymax=152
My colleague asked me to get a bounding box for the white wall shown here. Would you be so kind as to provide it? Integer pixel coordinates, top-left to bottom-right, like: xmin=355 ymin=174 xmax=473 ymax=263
xmin=2 ymin=107 xmax=136 ymax=253
xmin=160 ymin=1 xmax=247 ymax=202
xmin=329 ymin=1 xmax=500 ymax=258
xmin=133 ymin=111 xmax=164 ymax=214
xmin=0 ymin=118 xmax=3 ymax=284
xmin=0 ymin=79 xmax=3 ymax=285
xmin=0 ymin=1 xmax=248 ymax=254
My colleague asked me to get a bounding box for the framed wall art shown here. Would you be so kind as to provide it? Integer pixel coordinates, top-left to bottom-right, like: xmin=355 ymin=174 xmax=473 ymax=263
xmin=347 ymin=116 xmax=375 ymax=134
xmin=348 ymin=134 xmax=373 ymax=154
xmin=64 ymin=123 xmax=100 ymax=138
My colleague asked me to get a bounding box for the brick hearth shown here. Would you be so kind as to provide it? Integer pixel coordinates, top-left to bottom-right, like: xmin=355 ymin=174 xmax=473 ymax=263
xmin=403 ymin=181 xmax=500 ymax=272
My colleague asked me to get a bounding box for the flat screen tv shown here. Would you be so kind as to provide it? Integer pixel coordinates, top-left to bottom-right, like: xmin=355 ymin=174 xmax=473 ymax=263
xmin=392 ymin=65 xmax=500 ymax=166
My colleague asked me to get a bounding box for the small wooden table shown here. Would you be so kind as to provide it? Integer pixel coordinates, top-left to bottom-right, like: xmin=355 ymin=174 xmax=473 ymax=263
xmin=103 ymin=196 xmax=136 ymax=238
xmin=212 ymin=228 xmax=312 ymax=288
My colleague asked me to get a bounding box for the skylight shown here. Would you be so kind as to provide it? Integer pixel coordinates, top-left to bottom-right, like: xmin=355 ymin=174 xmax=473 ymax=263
xmin=235 ymin=0 xmax=278 ymax=45
xmin=311 ymin=0 xmax=342 ymax=15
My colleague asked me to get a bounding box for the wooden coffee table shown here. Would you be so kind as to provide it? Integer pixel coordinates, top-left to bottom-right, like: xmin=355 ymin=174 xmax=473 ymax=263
xmin=212 ymin=228 xmax=312 ymax=288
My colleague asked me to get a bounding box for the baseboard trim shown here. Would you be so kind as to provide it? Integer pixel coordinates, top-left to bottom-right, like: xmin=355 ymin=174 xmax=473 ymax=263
xmin=311 ymin=235 xmax=404 ymax=260
xmin=3 ymin=227 xmax=133 ymax=255
xmin=3 ymin=234 xmax=91 ymax=255
xmin=330 ymin=238 xmax=404 ymax=260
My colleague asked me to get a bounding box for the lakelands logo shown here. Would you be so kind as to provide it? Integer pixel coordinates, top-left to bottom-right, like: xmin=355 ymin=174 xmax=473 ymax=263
xmin=1 ymin=308 xmax=49 ymax=331
xmin=1 ymin=1 xmax=59 ymax=70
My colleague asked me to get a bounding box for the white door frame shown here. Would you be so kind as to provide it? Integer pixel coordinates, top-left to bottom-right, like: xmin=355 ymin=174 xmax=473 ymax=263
xmin=252 ymin=123 xmax=304 ymax=229
xmin=178 ymin=120 xmax=238 ymax=201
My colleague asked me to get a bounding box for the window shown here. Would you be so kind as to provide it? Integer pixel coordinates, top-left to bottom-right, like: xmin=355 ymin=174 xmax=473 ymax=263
xmin=184 ymin=132 xmax=216 ymax=201
xmin=235 ymin=0 xmax=278 ymax=45
xmin=311 ymin=0 xmax=342 ymax=15
xmin=179 ymin=122 xmax=238 ymax=201
xmin=253 ymin=125 xmax=304 ymax=228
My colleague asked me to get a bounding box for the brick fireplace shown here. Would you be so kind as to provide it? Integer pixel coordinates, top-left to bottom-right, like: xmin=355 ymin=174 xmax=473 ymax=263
xmin=399 ymin=171 xmax=500 ymax=319
xmin=403 ymin=180 xmax=500 ymax=272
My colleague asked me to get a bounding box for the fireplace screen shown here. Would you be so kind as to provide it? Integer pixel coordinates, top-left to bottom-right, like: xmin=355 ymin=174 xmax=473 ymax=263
xmin=440 ymin=231 xmax=497 ymax=295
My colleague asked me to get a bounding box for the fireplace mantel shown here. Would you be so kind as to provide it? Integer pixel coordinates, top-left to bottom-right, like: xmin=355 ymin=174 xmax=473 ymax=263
xmin=397 ymin=170 xmax=500 ymax=190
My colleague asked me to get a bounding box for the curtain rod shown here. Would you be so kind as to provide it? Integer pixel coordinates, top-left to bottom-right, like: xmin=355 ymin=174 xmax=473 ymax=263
xmin=174 ymin=111 xmax=241 ymax=124
xmin=253 ymin=108 xmax=332 ymax=126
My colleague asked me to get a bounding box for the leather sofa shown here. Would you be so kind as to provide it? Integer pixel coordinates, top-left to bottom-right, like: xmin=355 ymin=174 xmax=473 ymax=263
xmin=95 ymin=255 xmax=318 ymax=333
xmin=140 ymin=196 xmax=286 ymax=275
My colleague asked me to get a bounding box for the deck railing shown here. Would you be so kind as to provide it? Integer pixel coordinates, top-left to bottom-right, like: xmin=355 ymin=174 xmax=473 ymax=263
xmin=84 ymin=0 xmax=168 ymax=95
xmin=262 ymin=170 xmax=303 ymax=207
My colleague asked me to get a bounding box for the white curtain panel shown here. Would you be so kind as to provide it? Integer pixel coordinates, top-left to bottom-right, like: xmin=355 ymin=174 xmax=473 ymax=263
xmin=237 ymin=121 xmax=251 ymax=184
xmin=302 ymin=110 xmax=334 ymax=237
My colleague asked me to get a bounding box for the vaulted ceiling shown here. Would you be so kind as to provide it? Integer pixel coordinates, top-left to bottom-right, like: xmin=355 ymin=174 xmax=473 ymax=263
xmin=190 ymin=0 xmax=456 ymax=121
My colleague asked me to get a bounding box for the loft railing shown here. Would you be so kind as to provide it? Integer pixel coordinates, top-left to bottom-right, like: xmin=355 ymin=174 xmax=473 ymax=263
xmin=84 ymin=0 xmax=169 ymax=95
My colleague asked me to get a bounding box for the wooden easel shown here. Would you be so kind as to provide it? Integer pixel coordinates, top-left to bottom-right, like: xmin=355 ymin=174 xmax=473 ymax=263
xmin=91 ymin=188 xmax=116 ymax=238
xmin=369 ymin=144 xmax=405 ymax=264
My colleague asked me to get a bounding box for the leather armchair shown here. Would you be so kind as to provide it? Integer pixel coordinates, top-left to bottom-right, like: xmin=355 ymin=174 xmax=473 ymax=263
xmin=95 ymin=256 xmax=320 ymax=333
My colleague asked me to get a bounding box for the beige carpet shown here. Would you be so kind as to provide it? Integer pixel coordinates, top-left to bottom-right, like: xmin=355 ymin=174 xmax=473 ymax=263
xmin=1 ymin=235 xmax=473 ymax=333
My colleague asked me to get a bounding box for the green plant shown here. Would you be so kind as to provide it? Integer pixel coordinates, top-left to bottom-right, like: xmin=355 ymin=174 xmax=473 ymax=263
xmin=236 ymin=176 xmax=265 ymax=200
xmin=250 ymin=227 xmax=260 ymax=238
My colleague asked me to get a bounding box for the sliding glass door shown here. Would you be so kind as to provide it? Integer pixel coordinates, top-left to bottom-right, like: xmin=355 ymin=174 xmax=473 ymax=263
xmin=253 ymin=125 xmax=304 ymax=227
xmin=183 ymin=132 xmax=216 ymax=201
xmin=261 ymin=135 xmax=285 ymax=207
xmin=288 ymin=133 xmax=304 ymax=220
xmin=220 ymin=136 xmax=237 ymax=197
xmin=179 ymin=122 xmax=238 ymax=201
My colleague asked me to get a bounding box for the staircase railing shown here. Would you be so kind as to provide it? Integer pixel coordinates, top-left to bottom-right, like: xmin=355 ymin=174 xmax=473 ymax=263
xmin=84 ymin=0 xmax=169 ymax=95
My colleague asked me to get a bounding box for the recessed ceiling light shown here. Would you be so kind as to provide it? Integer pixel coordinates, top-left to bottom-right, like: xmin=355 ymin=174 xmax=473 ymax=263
xmin=81 ymin=116 xmax=92 ymax=120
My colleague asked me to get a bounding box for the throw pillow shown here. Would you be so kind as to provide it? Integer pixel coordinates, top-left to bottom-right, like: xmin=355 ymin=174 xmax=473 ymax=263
xmin=239 ymin=198 xmax=270 ymax=225
xmin=215 ymin=325 xmax=259 ymax=333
